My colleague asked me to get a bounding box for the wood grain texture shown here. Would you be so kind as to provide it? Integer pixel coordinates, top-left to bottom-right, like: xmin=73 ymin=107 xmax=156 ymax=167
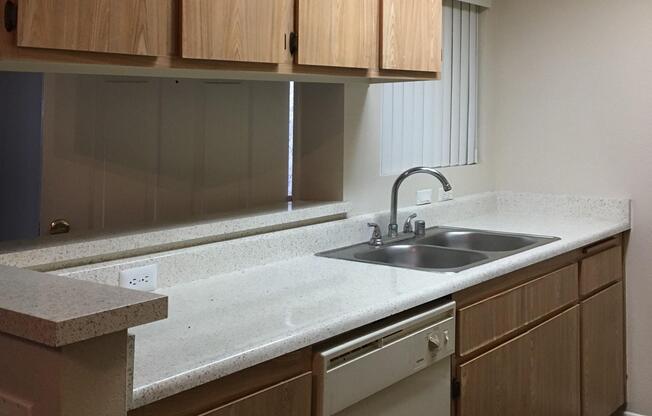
xmin=453 ymin=250 xmax=582 ymax=310
xmin=381 ymin=0 xmax=442 ymax=72
xmin=16 ymin=0 xmax=172 ymax=56
xmin=297 ymin=0 xmax=378 ymax=69
xmin=129 ymin=348 xmax=311 ymax=416
xmin=458 ymin=307 xmax=580 ymax=416
xmin=40 ymin=75 xmax=290 ymax=237
xmin=181 ymin=0 xmax=293 ymax=64
xmin=580 ymin=245 xmax=623 ymax=297
xmin=458 ymin=263 xmax=579 ymax=357
xmin=581 ymin=283 xmax=625 ymax=416
xmin=201 ymin=372 xmax=311 ymax=416
xmin=0 ymin=24 xmax=438 ymax=81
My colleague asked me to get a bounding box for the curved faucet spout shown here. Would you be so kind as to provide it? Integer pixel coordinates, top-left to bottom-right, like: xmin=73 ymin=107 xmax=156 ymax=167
xmin=389 ymin=167 xmax=452 ymax=237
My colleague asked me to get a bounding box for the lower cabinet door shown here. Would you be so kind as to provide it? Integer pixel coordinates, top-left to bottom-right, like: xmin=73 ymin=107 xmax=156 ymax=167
xmin=458 ymin=307 xmax=580 ymax=416
xmin=581 ymin=282 xmax=625 ymax=416
xmin=200 ymin=373 xmax=312 ymax=416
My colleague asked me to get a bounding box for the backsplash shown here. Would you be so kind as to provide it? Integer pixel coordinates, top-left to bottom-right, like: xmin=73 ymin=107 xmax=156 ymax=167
xmin=55 ymin=193 xmax=498 ymax=287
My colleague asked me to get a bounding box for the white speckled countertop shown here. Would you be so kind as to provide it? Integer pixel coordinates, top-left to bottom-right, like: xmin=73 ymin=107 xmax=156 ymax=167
xmin=0 ymin=265 xmax=167 ymax=347
xmin=128 ymin=193 xmax=630 ymax=408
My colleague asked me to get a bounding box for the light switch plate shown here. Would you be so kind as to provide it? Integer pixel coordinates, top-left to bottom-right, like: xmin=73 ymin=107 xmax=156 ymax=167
xmin=119 ymin=264 xmax=158 ymax=291
xmin=416 ymin=189 xmax=433 ymax=205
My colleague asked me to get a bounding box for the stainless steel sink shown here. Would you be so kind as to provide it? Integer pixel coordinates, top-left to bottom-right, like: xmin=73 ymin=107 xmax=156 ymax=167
xmin=355 ymin=245 xmax=488 ymax=270
xmin=416 ymin=230 xmax=542 ymax=252
xmin=318 ymin=226 xmax=559 ymax=273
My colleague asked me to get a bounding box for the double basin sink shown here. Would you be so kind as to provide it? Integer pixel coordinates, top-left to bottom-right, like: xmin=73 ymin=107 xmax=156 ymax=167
xmin=318 ymin=227 xmax=559 ymax=273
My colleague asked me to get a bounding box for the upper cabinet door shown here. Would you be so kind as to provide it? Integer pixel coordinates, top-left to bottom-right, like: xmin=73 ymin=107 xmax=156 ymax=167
xmin=296 ymin=0 xmax=378 ymax=69
xmin=180 ymin=0 xmax=293 ymax=64
xmin=381 ymin=0 xmax=442 ymax=72
xmin=16 ymin=0 xmax=170 ymax=56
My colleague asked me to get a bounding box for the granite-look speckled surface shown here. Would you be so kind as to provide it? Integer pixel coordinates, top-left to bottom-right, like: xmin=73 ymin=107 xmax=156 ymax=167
xmin=56 ymin=193 xmax=497 ymax=288
xmin=496 ymin=191 xmax=630 ymax=220
xmin=129 ymin=197 xmax=630 ymax=408
xmin=0 ymin=201 xmax=348 ymax=270
xmin=0 ymin=265 xmax=168 ymax=347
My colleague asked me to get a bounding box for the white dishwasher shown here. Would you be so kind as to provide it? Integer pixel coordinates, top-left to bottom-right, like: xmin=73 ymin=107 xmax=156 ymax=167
xmin=313 ymin=300 xmax=456 ymax=416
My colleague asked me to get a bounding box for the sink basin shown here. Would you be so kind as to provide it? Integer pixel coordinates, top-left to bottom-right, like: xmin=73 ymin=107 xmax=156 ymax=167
xmin=355 ymin=245 xmax=488 ymax=270
xmin=417 ymin=230 xmax=541 ymax=252
xmin=317 ymin=226 xmax=559 ymax=273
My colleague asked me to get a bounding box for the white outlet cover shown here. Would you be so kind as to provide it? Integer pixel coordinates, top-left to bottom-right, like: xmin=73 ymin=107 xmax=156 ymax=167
xmin=119 ymin=264 xmax=158 ymax=292
xmin=416 ymin=189 xmax=433 ymax=205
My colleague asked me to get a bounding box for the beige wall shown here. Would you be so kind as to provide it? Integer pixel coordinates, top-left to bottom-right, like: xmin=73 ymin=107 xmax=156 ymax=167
xmin=342 ymin=82 xmax=495 ymax=216
xmin=481 ymin=0 xmax=652 ymax=413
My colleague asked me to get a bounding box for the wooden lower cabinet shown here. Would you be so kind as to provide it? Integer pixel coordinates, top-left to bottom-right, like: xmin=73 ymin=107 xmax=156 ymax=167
xmin=200 ymin=373 xmax=311 ymax=416
xmin=129 ymin=349 xmax=311 ymax=416
xmin=581 ymin=282 xmax=625 ymax=416
xmin=458 ymin=306 xmax=581 ymax=416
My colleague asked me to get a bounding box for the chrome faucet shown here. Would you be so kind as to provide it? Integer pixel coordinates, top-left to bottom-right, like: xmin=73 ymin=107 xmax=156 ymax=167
xmin=388 ymin=167 xmax=452 ymax=238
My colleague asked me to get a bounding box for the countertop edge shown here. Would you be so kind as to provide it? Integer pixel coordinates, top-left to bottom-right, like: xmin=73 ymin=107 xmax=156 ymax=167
xmin=0 ymin=265 xmax=169 ymax=347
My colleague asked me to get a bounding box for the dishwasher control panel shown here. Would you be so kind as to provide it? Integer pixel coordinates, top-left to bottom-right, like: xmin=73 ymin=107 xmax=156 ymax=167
xmin=417 ymin=316 xmax=455 ymax=370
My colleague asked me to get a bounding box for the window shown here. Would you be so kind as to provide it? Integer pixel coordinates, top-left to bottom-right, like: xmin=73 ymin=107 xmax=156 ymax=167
xmin=380 ymin=0 xmax=481 ymax=175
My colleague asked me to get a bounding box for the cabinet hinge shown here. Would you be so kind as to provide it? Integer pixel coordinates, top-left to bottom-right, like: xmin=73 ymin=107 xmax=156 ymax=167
xmin=289 ymin=32 xmax=298 ymax=56
xmin=4 ymin=0 xmax=17 ymax=32
xmin=452 ymin=378 xmax=461 ymax=399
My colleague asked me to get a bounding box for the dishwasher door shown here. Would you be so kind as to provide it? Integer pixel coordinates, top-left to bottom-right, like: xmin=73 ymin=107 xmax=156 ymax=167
xmin=314 ymin=301 xmax=456 ymax=416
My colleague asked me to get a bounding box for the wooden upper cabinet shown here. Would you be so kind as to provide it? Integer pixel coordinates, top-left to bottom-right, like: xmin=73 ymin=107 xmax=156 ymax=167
xmin=381 ymin=0 xmax=442 ymax=72
xmin=16 ymin=0 xmax=171 ymax=56
xmin=180 ymin=0 xmax=293 ymax=64
xmin=296 ymin=0 xmax=378 ymax=69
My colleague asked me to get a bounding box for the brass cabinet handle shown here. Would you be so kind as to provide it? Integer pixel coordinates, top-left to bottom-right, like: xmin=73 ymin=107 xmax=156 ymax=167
xmin=49 ymin=219 xmax=71 ymax=235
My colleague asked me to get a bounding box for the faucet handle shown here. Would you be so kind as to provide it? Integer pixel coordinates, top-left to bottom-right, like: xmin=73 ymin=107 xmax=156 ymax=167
xmin=367 ymin=223 xmax=384 ymax=247
xmin=414 ymin=220 xmax=426 ymax=236
xmin=403 ymin=213 xmax=417 ymax=234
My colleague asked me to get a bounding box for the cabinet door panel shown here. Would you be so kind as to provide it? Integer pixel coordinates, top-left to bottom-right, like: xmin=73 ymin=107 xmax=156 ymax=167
xmin=381 ymin=0 xmax=442 ymax=72
xmin=17 ymin=0 xmax=170 ymax=56
xmin=581 ymin=282 xmax=625 ymax=416
xmin=297 ymin=0 xmax=378 ymax=69
xmin=201 ymin=373 xmax=311 ymax=416
xmin=530 ymin=306 xmax=580 ymax=416
xmin=181 ymin=0 xmax=293 ymax=64
xmin=459 ymin=307 xmax=580 ymax=416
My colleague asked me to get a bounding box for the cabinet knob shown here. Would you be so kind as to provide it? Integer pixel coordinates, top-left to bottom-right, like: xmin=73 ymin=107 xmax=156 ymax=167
xmin=4 ymin=0 xmax=17 ymax=32
xmin=428 ymin=334 xmax=441 ymax=350
xmin=49 ymin=219 xmax=71 ymax=235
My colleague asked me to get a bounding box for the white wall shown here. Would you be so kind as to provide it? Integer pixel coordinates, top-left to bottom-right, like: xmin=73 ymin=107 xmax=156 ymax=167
xmin=343 ymin=82 xmax=495 ymax=216
xmin=481 ymin=0 xmax=652 ymax=413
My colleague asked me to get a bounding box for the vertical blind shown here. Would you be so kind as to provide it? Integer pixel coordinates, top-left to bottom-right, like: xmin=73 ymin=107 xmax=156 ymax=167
xmin=380 ymin=0 xmax=480 ymax=175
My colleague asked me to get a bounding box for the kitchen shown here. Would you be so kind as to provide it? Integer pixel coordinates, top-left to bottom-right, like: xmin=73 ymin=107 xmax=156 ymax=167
xmin=0 ymin=0 xmax=649 ymax=415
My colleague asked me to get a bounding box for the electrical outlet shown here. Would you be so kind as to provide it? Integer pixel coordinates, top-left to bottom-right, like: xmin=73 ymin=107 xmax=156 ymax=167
xmin=438 ymin=188 xmax=454 ymax=202
xmin=416 ymin=189 xmax=433 ymax=205
xmin=119 ymin=264 xmax=158 ymax=291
